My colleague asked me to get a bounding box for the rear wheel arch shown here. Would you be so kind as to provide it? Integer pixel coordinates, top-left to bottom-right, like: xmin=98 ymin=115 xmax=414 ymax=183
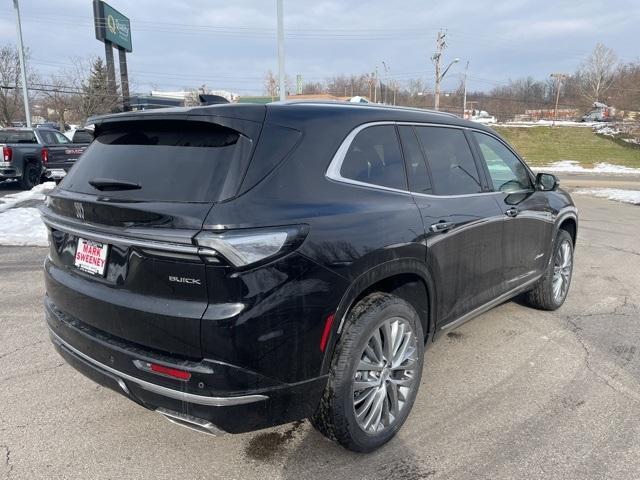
xmin=321 ymin=259 xmax=435 ymax=375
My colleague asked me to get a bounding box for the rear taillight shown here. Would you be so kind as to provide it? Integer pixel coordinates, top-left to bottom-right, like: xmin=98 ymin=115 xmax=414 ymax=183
xmin=2 ymin=146 xmax=11 ymax=162
xmin=195 ymin=225 xmax=309 ymax=268
xmin=41 ymin=147 xmax=49 ymax=164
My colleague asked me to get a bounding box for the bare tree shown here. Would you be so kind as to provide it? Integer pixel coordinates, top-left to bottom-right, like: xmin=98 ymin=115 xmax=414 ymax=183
xmin=0 ymin=43 xmax=38 ymax=126
xmin=264 ymin=70 xmax=278 ymax=99
xmin=577 ymin=43 xmax=618 ymax=103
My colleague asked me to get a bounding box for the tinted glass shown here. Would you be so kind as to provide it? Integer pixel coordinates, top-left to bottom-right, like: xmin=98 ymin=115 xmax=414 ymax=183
xmin=53 ymin=132 xmax=70 ymax=144
xmin=0 ymin=130 xmax=37 ymax=143
xmin=61 ymin=120 xmax=253 ymax=203
xmin=340 ymin=125 xmax=406 ymax=190
xmin=398 ymin=126 xmax=431 ymax=193
xmin=72 ymin=130 xmax=94 ymax=143
xmin=415 ymin=126 xmax=482 ymax=195
xmin=473 ymin=132 xmax=532 ymax=192
xmin=38 ymin=130 xmax=60 ymax=144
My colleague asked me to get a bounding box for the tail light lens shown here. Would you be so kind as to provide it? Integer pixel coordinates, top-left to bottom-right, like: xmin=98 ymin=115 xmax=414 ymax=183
xmin=41 ymin=147 xmax=49 ymax=164
xmin=195 ymin=225 xmax=308 ymax=267
xmin=2 ymin=146 xmax=11 ymax=162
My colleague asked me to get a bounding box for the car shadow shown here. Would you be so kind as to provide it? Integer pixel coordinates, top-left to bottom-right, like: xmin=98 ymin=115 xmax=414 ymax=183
xmin=242 ymin=419 xmax=437 ymax=480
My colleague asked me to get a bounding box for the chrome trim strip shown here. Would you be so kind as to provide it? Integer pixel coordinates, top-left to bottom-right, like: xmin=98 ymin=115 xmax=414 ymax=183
xmin=439 ymin=275 xmax=541 ymax=331
xmin=41 ymin=216 xmax=217 ymax=257
xmin=49 ymin=329 xmax=269 ymax=407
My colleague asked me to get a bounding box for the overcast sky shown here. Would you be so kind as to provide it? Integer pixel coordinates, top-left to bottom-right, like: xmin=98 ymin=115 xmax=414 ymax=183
xmin=0 ymin=0 xmax=638 ymax=96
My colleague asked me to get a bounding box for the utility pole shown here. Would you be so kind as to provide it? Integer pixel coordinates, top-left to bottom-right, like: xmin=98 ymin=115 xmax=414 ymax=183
xmin=431 ymin=31 xmax=459 ymax=111
xmin=374 ymin=67 xmax=378 ymax=103
xmin=276 ymin=0 xmax=286 ymax=102
xmin=431 ymin=31 xmax=446 ymax=111
xmin=550 ymin=73 xmax=568 ymax=126
xmin=462 ymin=60 xmax=469 ymax=118
xmin=382 ymin=61 xmax=390 ymax=104
xmin=12 ymin=0 xmax=31 ymax=127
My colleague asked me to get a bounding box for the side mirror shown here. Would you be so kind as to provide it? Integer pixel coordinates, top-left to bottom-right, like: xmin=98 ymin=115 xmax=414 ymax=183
xmin=536 ymin=172 xmax=559 ymax=191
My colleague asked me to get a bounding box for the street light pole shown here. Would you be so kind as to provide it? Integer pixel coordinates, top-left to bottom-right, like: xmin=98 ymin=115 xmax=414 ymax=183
xmin=12 ymin=0 xmax=31 ymax=127
xmin=462 ymin=60 xmax=469 ymax=118
xmin=276 ymin=0 xmax=286 ymax=102
xmin=435 ymin=58 xmax=459 ymax=111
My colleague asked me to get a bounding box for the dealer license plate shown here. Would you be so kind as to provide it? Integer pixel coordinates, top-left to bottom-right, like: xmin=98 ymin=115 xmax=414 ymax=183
xmin=74 ymin=238 xmax=109 ymax=276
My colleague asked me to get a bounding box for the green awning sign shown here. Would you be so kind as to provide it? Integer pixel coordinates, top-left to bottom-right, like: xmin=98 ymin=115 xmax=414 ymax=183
xmin=93 ymin=0 xmax=132 ymax=52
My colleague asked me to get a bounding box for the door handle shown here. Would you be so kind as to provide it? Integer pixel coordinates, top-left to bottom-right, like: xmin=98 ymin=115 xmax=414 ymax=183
xmin=505 ymin=207 xmax=519 ymax=217
xmin=429 ymin=221 xmax=455 ymax=233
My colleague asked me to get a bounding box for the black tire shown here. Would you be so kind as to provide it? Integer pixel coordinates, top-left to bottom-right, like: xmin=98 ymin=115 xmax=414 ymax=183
xmin=19 ymin=162 xmax=40 ymax=190
xmin=524 ymin=229 xmax=574 ymax=310
xmin=311 ymin=292 xmax=424 ymax=452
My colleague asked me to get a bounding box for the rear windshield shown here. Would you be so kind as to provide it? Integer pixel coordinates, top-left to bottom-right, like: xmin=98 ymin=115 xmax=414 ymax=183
xmin=0 ymin=130 xmax=37 ymax=143
xmin=61 ymin=120 xmax=253 ymax=203
xmin=72 ymin=130 xmax=94 ymax=143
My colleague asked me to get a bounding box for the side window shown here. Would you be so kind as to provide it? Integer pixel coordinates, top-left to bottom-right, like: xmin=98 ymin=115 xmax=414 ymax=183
xmin=39 ymin=130 xmax=60 ymax=144
xmin=54 ymin=132 xmax=71 ymax=144
xmin=414 ymin=126 xmax=482 ymax=195
xmin=473 ymin=132 xmax=532 ymax=193
xmin=340 ymin=125 xmax=406 ymax=190
xmin=398 ymin=126 xmax=431 ymax=194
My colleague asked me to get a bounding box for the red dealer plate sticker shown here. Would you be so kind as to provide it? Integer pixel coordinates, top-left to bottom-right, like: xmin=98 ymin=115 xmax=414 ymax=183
xmin=74 ymin=238 xmax=109 ymax=276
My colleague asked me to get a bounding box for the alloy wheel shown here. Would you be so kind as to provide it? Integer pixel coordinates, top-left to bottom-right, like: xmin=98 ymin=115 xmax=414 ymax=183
xmin=552 ymin=239 xmax=572 ymax=302
xmin=352 ymin=317 xmax=418 ymax=434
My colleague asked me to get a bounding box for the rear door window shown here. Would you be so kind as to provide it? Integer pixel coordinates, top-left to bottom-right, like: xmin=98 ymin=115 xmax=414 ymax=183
xmin=398 ymin=125 xmax=431 ymax=194
xmin=340 ymin=125 xmax=406 ymax=190
xmin=415 ymin=126 xmax=482 ymax=195
xmin=61 ymin=120 xmax=253 ymax=203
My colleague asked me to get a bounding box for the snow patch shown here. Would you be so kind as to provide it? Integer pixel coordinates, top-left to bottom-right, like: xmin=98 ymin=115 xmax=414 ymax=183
xmin=574 ymin=188 xmax=640 ymax=205
xmin=535 ymin=160 xmax=640 ymax=175
xmin=0 ymin=182 xmax=56 ymax=213
xmin=0 ymin=207 xmax=48 ymax=246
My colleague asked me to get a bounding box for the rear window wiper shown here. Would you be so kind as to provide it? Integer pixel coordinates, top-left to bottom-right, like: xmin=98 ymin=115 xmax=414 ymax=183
xmin=88 ymin=178 xmax=142 ymax=191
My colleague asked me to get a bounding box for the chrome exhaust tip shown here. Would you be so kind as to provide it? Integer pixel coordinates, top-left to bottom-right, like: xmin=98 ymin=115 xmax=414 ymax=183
xmin=156 ymin=408 xmax=225 ymax=436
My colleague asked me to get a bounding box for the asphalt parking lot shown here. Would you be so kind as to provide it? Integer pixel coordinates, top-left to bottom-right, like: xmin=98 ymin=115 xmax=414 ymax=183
xmin=1 ymin=188 xmax=639 ymax=479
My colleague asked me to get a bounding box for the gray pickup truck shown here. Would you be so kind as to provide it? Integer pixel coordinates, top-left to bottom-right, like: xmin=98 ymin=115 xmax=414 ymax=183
xmin=0 ymin=127 xmax=89 ymax=189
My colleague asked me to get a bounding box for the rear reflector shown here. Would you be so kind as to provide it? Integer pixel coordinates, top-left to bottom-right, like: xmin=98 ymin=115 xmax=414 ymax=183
xmin=319 ymin=313 xmax=336 ymax=352
xmin=150 ymin=363 xmax=192 ymax=380
xmin=133 ymin=359 xmax=192 ymax=381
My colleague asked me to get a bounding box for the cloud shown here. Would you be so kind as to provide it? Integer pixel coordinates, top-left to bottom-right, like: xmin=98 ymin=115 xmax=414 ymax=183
xmin=0 ymin=0 xmax=637 ymax=95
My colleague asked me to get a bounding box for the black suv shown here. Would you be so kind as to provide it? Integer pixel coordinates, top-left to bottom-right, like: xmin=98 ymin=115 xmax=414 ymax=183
xmin=42 ymin=102 xmax=577 ymax=452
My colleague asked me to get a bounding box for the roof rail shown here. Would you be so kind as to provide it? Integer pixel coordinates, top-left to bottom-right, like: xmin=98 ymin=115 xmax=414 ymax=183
xmin=277 ymin=100 xmax=460 ymax=118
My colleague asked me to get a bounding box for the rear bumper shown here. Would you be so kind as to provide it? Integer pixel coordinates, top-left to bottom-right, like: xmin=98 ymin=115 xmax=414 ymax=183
xmin=45 ymin=296 xmax=327 ymax=434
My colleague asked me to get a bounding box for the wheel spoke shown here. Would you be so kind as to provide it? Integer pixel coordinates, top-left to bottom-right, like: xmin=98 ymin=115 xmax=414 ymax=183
xmin=363 ymin=388 xmax=385 ymax=431
xmin=358 ymin=359 xmax=384 ymax=372
xmin=371 ymin=330 xmax=384 ymax=363
xmin=381 ymin=320 xmax=394 ymax=362
xmin=354 ymin=378 xmax=379 ymax=392
xmin=386 ymin=381 xmax=399 ymax=418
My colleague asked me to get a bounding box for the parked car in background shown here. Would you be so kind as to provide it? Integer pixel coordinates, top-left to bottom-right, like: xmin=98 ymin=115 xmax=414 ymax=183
xmin=42 ymin=102 xmax=577 ymax=452
xmin=0 ymin=127 xmax=88 ymax=189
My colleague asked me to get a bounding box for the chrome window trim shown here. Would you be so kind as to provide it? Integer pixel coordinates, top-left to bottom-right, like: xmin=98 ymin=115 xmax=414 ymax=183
xmin=325 ymin=121 xmax=506 ymax=199
xmin=50 ymin=328 xmax=269 ymax=407
xmin=325 ymin=124 xmax=505 ymax=198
